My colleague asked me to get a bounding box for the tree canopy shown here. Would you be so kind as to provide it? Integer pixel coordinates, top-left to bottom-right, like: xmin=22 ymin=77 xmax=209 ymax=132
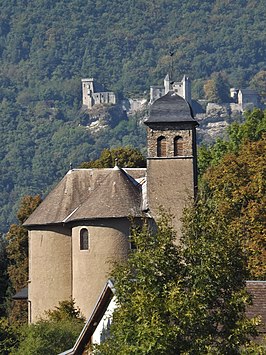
xmin=198 ymin=109 xmax=266 ymax=176
xmin=97 ymin=214 xmax=260 ymax=354
xmin=79 ymin=146 xmax=146 ymax=168
xmin=10 ymin=300 xmax=84 ymax=355
xmin=203 ymin=72 xmax=230 ymax=103
xmin=197 ymin=109 xmax=266 ymax=279
xmin=0 ymin=0 xmax=266 ymax=233
xmin=5 ymin=195 xmax=41 ymax=324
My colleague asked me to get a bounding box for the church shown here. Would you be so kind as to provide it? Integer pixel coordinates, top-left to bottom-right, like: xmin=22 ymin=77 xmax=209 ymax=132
xmin=24 ymin=90 xmax=198 ymax=323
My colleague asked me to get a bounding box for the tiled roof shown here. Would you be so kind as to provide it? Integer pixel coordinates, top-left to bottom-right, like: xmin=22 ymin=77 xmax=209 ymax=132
xmin=145 ymin=91 xmax=197 ymax=124
xmin=240 ymin=88 xmax=258 ymax=95
xmin=66 ymin=167 xmax=143 ymax=222
xmin=246 ymin=281 xmax=266 ymax=336
xmin=24 ymin=168 xmax=146 ymax=227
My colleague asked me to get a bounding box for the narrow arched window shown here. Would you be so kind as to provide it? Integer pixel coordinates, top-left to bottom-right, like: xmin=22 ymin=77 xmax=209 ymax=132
xmin=174 ymin=136 xmax=184 ymax=156
xmin=157 ymin=136 xmax=167 ymax=157
xmin=80 ymin=228 xmax=89 ymax=250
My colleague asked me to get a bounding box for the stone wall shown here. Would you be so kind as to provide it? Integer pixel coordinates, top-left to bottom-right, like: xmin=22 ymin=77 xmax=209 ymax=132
xmin=146 ymin=123 xmax=197 ymax=241
xmin=147 ymin=123 xmax=194 ymax=157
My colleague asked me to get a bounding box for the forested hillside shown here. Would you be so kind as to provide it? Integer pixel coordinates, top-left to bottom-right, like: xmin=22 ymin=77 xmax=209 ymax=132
xmin=0 ymin=0 xmax=266 ymax=232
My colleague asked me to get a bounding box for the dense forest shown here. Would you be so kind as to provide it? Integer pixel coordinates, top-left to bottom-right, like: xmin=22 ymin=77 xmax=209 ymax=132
xmin=0 ymin=0 xmax=266 ymax=232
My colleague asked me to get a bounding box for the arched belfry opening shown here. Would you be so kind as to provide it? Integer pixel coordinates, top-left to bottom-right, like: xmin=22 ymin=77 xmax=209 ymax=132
xmin=157 ymin=136 xmax=167 ymax=157
xmin=174 ymin=136 xmax=184 ymax=156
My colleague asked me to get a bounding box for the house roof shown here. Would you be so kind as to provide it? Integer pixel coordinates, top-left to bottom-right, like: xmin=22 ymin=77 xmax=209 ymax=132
xmin=12 ymin=287 xmax=28 ymax=300
xmin=59 ymin=280 xmax=115 ymax=355
xmin=145 ymin=91 xmax=197 ymax=125
xmin=239 ymin=88 xmax=258 ymax=95
xmin=246 ymin=281 xmax=266 ymax=336
xmin=24 ymin=168 xmax=146 ymax=227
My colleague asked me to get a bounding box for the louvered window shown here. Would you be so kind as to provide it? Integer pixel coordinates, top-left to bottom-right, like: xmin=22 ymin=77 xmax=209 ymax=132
xmin=80 ymin=228 xmax=89 ymax=250
xmin=157 ymin=136 xmax=167 ymax=157
xmin=174 ymin=136 xmax=184 ymax=156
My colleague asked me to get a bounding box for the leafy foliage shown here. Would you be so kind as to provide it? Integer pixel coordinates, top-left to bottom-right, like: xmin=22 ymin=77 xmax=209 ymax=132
xmin=12 ymin=300 xmax=84 ymax=355
xmin=0 ymin=234 xmax=8 ymax=317
xmin=44 ymin=299 xmax=85 ymax=323
xmin=250 ymin=70 xmax=266 ymax=101
xmin=0 ymin=318 xmax=19 ymax=355
xmin=181 ymin=199 xmax=260 ymax=353
xmin=197 ymin=110 xmax=266 ymax=279
xmin=80 ymin=146 xmax=146 ymax=168
xmin=12 ymin=321 xmax=81 ymax=355
xmin=97 ymin=213 xmax=259 ymax=354
xmin=198 ymin=109 xmax=266 ymax=176
xmin=5 ymin=195 xmax=41 ymax=324
xmin=203 ymin=72 xmax=230 ymax=103
xmin=0 ymin=0 xmax=265 ymax=232
xmin=202 ymin=137 xmax=266 ymax=279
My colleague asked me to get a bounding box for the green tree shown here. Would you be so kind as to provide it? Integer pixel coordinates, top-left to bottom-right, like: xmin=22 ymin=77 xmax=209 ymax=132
xmin=0 ymin=234 xmax=8 ymax=317
xmin=97 ymin=215 xmax=184 ymax=354
xmin=97 ymin=213 xmax=259 ymax=354
xmin=13 ymin=300 xmax=84 ymax=355
xmin=250 ymin=70 xmax=266 ymax=101
xmin=181 ymin=198 xmax=260 ymax=354
xmin=79 ymin=146 xmax=146 ymax=169
xmin=203 ymin=137 xmax=266 ymax=279
xmin=6 ymin=195 xmax=41 ymax=324
xmin=44 ymin=299 xmax=85 ymax=323
xmin=204 ymin=72 xmax=230 ymax=104
xmin=0 ymin=318 xmax=19 ymax=355
xmin=198 ymin=109 xmax=266 ymax=177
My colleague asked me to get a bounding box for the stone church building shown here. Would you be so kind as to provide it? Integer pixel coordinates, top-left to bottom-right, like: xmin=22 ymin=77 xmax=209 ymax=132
xmin=24 ymin=91 xmax=198 ymax=323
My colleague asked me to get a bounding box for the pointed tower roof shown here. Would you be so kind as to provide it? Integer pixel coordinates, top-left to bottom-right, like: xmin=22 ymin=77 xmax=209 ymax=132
xmin=145 ymin=91 xmax=197 ymax=125
xmin=65 ymin=167 xmax=143 ymax=222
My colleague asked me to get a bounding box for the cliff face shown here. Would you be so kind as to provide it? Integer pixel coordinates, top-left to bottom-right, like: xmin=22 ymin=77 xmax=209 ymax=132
xmin=195 ymin=103 xmax=244 ymax=144
xmin=84 ymin=104 xmax=127 ymax=132
xmin=85 ymin=100 xmax=245 ymax=144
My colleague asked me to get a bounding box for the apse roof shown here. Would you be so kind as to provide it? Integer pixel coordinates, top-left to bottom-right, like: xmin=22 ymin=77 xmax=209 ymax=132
xmin=145 ymin=91 xmax=197 ymax=124
xmin=24 ymin=168 xmax=146 ymax=227
xmin=65 ymin=167 xmax=143 ymax=222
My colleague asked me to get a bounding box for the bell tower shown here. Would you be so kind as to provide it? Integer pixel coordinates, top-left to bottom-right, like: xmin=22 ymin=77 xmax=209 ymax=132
xmin=144 ymin=91 xmax=198 ymax=240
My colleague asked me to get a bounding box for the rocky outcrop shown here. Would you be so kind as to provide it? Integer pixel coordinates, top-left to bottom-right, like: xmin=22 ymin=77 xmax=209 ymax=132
xmin=83 ymin=103 xmax=127 ymax=132
xmin=195 ymin=103 xmax=243 ymax=144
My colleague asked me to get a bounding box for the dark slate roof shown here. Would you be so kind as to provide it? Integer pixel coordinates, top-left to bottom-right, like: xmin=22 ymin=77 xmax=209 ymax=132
xmin=12 ymin=287 xmax=28 ymax=300
xmin=240 ymin=88 xmax=258 ymax=95
xmin=145 ymin=91 xmax=197 ymax=124
xmin=246 ymin=281 xmax=266 ymax=336
xmin=24 ymin=168 xmax=145 ymax=227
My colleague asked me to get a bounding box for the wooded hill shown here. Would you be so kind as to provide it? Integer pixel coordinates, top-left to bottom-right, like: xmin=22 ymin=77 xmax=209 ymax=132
xmin=0 ymin=0 xmax=265 ymax=232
